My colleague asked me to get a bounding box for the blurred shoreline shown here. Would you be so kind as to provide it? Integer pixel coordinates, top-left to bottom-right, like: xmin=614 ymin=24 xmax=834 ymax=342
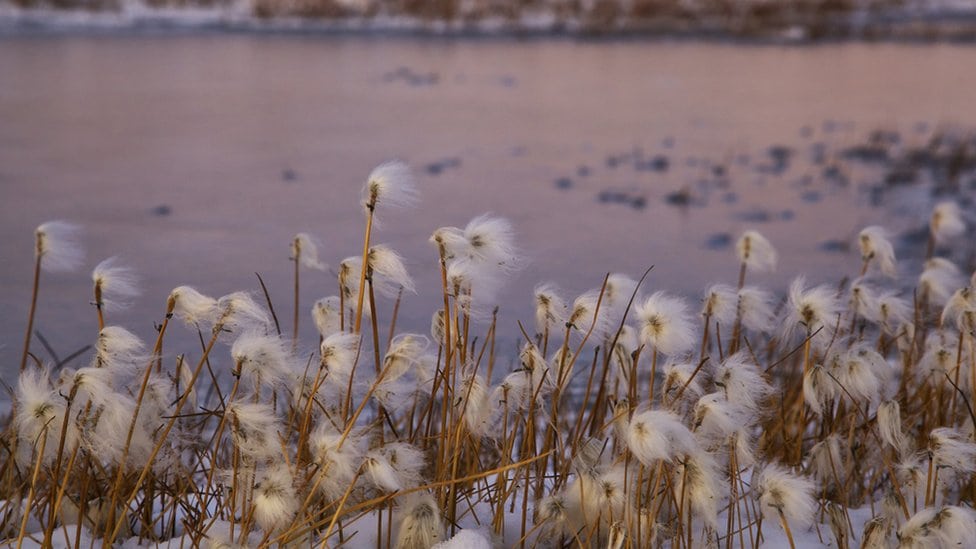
xmin=3 ymin=0 xmax=976 ymax=42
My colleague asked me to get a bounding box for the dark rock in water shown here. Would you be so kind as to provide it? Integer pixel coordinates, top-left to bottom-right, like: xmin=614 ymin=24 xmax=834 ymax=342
xmin=811 ymin=142 xmax=828 ymax=165
xmin=665 ymin=190 xmax=692 ymax=206
xmin=151 ymin=205 xmax=172 ymax=216
xmin=606 ymin=155 xmax=620 ymax=169
xmin=884 ymin=167 xmax=917 ymax=186
xmin=768 ymin=145 xmax=793 ymax=165
xmin=712 ymin=164 xmax=726 ymax=177
xmin=800 ymin=190 xmax=822 ymax=203
xmin=780 ymin=209 xmax=795 ymax=221
xmin=498 ymin=75 xmax=517 ymax=88
xmin=823 ymin=164 xmax=849 ymax=186
xmin=426 ymin=162 xmax=444 ymax=175
xmin=842 ymin=144 xmax=888 ymax=163
xmin=722 ymin=192 xmax=738 ymax=204
xmin=737 ymin=208 xmax=772 ymax=223
xmin=631 ymin=196 xmax=647 ymax=210
xmin=900 ymin=225 xmax=930 ymax=246
xmin=427 ymin=157 xmax=462 ymax=175
xmin=870 ymin=129 xmax=901 ymax=147
xmin=704 ymin=233 xmax=732 ymax=250
xmin=281 ymin=168 xmax=297 ymax=182
xmin=577 ymin=165 xmax=591 ymax=177
xmin=636 ymin=155 xmax=670 ymax=172
xmin=555 ymin=177 xmax=573 ymax=190
xmin=598 ymin=190 xmax=631 ymax=204
xmin=820 ymin=239 xmax=849 ymax=253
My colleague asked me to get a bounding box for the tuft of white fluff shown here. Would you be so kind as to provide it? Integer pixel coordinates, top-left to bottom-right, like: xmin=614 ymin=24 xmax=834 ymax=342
xmin=311 ymin=296 xmax=341 ymax=337
xmin=339 ymin=256 xmax=371 ymax=318
xmin=368 ymin=244 xmax=416 ymax=296
xmin=736 ymin=230 xmax=777 ymax=273
xmin=14 ymin=367 xmax=70 ymax=466
xmin=712 ymin=352 xmax=772 ymax=413
xmin=35 ymin=220 xmax=84 ymax=272
xmin=896 ymin=506 xmax=940 ymax=548
xmin=252 ymin=465 xmax=298 ymax=532
xmin=702 ymin=283 xmax=738 ymax=327
xmin=941 ymin=286 xmax=976 ymax=330
xmin=534 ymin=282 xmax=567 ymax=335
xmin=754 ymin=463 xmax=817 ymax=529
xmin=737 ymin=285 xmax=777 ymax=334
xmin=858 ymin=226 xmax=897 ymax=277
xmin=430 ymin=530 xmax=491 ymax=549
xmin=395 ymin=493 xmax=445 ymax=549
xmin=458 ymin=213 xmax=521 ymax=273
xmin=169 ymin=286 xmax=218 ymax=327
xmin=91 ymin=257 xmax=140 ymax=311
xmin=216 ymin=291 xmax=271 ymax=333
xmin=802 ymin=363 xmax=836 ymax=417
xmin=290 ymin=232 xmax=327 ymax=270
xmin=661 ymin=360 xmax=704 ymax=406
xmin=458 ymin=373 xmax=492 ymax=437
xmin=363 ymin=160 xmax=418 ymax=214
xmin=566 ymin=288 xmax=610 ymax=336
xmin=92 ymin=325 xmax=146 ymax=376
xmin=860 ymin=516 xmax=892 ymax=549
xmin=783 ymin=276 xmax=841 ymax=347
xmin=930 ymin=201 xmax=966 ymax=245
xmin=626 ymin=409 xmax=699 ymax=466
xmin=877 ymin=400 xmax=908 ymax=455
xmin=928 ymin=427 xmax=976 ymax=474
xmin=930 ymin=506 xmax=976 ymax=547
xmin=309 ymin=423 xmax=363 ymax=500
xmin=225 ymin=401 xmax=280 ymax=459
xmin=693 ymin=392 xmax=750 ymax=444
xmin=635 ymin=291 xmax=696 ymax=356
xmin=319 ymin=332 xmax=361 ymax=389
xmin=673 ymin=449 xmax=724 ymax=529
xmin=876 ymin=289 xmax=912 ymax=335
xmin=230 ymin=331 xmax=295 ymax=391
xmin=603 ymin=273 xmax=639 ymax=322
xmin=919 ymin=257 xmax=965 ymax=307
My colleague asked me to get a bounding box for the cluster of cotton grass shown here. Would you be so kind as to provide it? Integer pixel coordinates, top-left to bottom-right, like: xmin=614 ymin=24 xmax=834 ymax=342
xmin=2 ymin=164 xmax=975 ymax=549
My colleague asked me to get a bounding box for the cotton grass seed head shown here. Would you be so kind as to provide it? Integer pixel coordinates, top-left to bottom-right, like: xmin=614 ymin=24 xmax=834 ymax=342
xmin=35 ymin=220 xmax=84 ymax=272
xmin=290 ymin=232 xmax=327 ymax=271
xmin=252 ymin=465 xmax=298 ymax=532
xmin=534 ymin=282 xmax=567 ymax=334
xmin=930 ymin=201 xmax=966 ymax=245
xmin=635 ymin=291 xmax=696 ymax=356
xmin=394 ymin=494 xmax=443 ymax=549
xmin=92 ymin=257 xmax=140 ymax=311
xmin=858 ymin=225 xmax=897 ymax=277
xmin=754 ymin=463 xmax=817 ymax=529
xmin=363 ymin=160 xmax=418 ymax=214
xmin=311 ymin=296 xmax=341 ymax=337
xmin=736 ymin=230 xmax=777 ymax=273
xmin=169 ymin=285 xmax=218 ymax=327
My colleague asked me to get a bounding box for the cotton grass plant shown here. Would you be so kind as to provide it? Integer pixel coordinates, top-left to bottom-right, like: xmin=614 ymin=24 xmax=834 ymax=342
xmin=2 ymin=167 xmax=976 ymax=549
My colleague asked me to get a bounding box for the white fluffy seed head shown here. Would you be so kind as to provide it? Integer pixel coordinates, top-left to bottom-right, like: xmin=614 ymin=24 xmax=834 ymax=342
xmin=802 ymin=363 xmax=836 ymax=417
xmin=674 ymin=450 xmax=724 ymax=529
xmin=919 ymin=257 xmax=965 ymax=307
xmin=930 ymin=506 xmax=976 ymax=547
xmin=460 ymin=213 xmax=521 ymax=273
xmin=603 ymin=273 xmax=639 ymax=320
xmin=225 ymin=401 xmax=280 ymax=459
xmin=712 ymin=352 xmax=772 ymax=413
xmin=534 ymin=282 xmax=567 ymax=335
xmin=860 ymin=516 xmax=892 ymax=549
xmin=311 ymin=296 xmax=341 ymax=337
xmin=930 ymin=201 xmax=966 ymax=245
xmin=169 ymin=286 xmax=218 ymax=327
xmin=635 ymin=291 xmax=696 ymax=356
xmin=93 ymin=326 xmax=146 ymax=375
xmin=627 ymin=409 xmax=698 ymax=465
xmin=702 ymin=283 xmax=738 ymax=326
xmin=14 ymin=368 xmax=69 ymax=466
xmin=928 ymin=427 xmax=976 ymax=474
xmin=320 ymin=332 xmax=361 ymax=387
xmin=363 ymin=160 xmax=418 ymax=214
xmin=876 ymin=289 xmax=912 ymax=335
xmin=92 ymin=257 xmax=140 ymax=311
xmin=216 ymin=292 xmax=271 ymax=333
xmin=252 ymin=465 xmax=298 ymax=532
xmin=858 ymin=226 xmax=897 ymax=277
xmin=368 ymin=244 xmax=416 ymax=296
xmin=35 ymin=220 xmax=84 ymax=272
xmin=737 ymin=285 xmax=777 ymax=334
xmin=941 ymin=286 xmax=976 ymax=330
xmin=568 ymin=289 xmax=611 ymax=335
xmin=309 ymin=423 xmax=363 ymax=500
xmin=783 ymin=276 xmax=841 ymax=346
xmin=754 ymin=463 xmax=817 ymax=529
xmin=230 ymin=331 xmax=294 ymax=390
xmin=736 ymin=230 xmax=777 ymax=273
xmin=693 ymin=392 xmax=749 ymax=444
xmin=877 ymin=400 xmax=908 ymax=456
xmin=394 ymin=494 xmax=443 ymax=549
xmin=290 ymin=233 xmax=327 ymax=271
